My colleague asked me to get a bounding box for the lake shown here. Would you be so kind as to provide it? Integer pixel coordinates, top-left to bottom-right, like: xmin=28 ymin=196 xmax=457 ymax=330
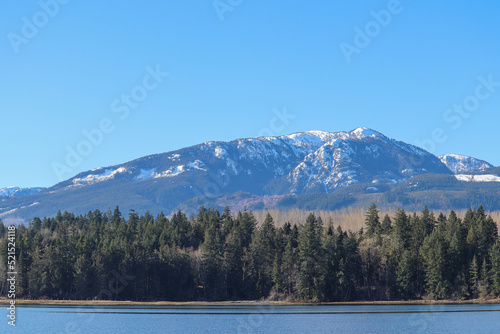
xmin=5 ymin=303 xmax=500 ymax=333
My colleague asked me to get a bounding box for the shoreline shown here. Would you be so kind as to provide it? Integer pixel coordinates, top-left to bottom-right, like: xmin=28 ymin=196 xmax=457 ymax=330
xmin=1 ymin=298 xmax=499 ymax=307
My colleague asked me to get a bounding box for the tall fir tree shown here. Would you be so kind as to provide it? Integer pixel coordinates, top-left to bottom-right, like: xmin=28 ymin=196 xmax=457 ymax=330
xmin=297 ymin=213 xmax=324 ymax=301
xmin=489 ymin=242 xmax=500 ymax=296
xmin=365 ymin=203 xmax=381 ymax=238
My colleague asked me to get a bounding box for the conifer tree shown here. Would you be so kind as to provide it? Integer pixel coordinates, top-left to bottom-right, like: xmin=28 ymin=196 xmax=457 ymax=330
xmin=421 ymin=232 xmax=448 ymax=299
xmin=297 ymin=213 xmax=324 ymax=301
xmin=223 ymin=221 xmax=244 ymax=298
xmin=396 ymin=249 xmax=415 ymax=299
xmin=365 ymin=203 xmax=381 ymax=238
xmin=480 ymin=257 xmax=490 ymax=297
xmin=282 ymin=238 xmax=297 ymax=296
xmin=248 ymin=213 xmax=276 ymax=298
xmin=393 ymin=209 xmax=411 ymax=248
xmin=381 ymin=214 xmax=392 ymax=235
xmin=489 ymin=242 xmax=500 ymax=296
xmin=421 ymin=206 xmax=436 ymax=235
xmin=469 ymin=255 xmax=479 ymax=298
xmin=200 ymin=221 xmax=225 ymax=300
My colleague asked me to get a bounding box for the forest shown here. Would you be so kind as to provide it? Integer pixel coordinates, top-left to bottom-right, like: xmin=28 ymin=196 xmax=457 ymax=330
xmin=1 ymin=204 xmax=500 ymax=302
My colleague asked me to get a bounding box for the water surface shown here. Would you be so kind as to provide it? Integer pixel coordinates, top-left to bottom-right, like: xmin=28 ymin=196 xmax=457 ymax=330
xmin=6 ymin=303 xmax=500 ymax=333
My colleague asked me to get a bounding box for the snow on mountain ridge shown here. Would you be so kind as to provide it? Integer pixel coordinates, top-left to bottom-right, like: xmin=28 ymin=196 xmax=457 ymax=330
xmin=52 ymin=128 xmax=451 ymax=196
xmin=3 ymin=127 xmax=484 ymax=223
xmin=0 ymin=186 xmax=44 ymax=198
xmin=72 ymin=167 xmax=127 ymax=186
xmin=348 ymin=127 xmax=385 ymax=140
xmin=439 ymin=154 xmax=493 ymax=174
xmin=0 ymin=187 xmax=19 ymax=197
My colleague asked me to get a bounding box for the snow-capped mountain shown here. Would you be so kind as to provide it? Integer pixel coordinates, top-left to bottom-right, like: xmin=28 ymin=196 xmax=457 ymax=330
xmin=49 ymin=127 xmax=449 ymax=195
xmin=0 ymin=187 xmax=45 ymax=198
xmin=1 ymin=127 xmax=495 ymax=224
xmin=286 ymin=128 xmax=449 ymax=193
xmin=439 ymin=154 xmax=493 ymax=174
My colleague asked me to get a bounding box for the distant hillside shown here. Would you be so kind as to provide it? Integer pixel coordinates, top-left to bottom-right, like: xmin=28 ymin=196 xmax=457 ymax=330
xmin=0 ymin=128 xmax=497 ymax=224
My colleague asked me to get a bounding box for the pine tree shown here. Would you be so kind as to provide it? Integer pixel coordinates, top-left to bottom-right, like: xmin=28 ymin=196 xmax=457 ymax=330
xmin=393 ymin=209 xmax=411 ymax=248
xmin=271 ymin=224 xmax=287 ymax=295
xmin=223 ymin=222 xmax=244 ymax=298
xmin=396 ymin=249 xmax=415 ymax=299
xmin=365 ymin=203 xmax=381 ymax=238
xmin=381 ymin=214 xmax=392 ymax=235
xmin=248 ymin=213 xmax=276 ymax=298
xmin=323 ymin=223 xmax=338 ymax=301
xmin=282 ymin=238 xmax=297 ymax=296
xmin=200 ymin=222 xmax=225 ymax=300
xmin=421 ymin=232 xmax=448 ymax=299
xmin=479 ymin=257 xmax=489 ymax=297
xmin=469 ymin=255 xmax=479 ymax=298
xmin=421 ymin=206 xmax=436 ymax=235
xmin=466 ymin=226 xmax=477 ymax=262
xmin=489 ymin=242 xmax=500 ymax=296
xmin=297 ymin=213 xmax=324 ymax=301
xmin=462 ymin=208 xmax=475 ymax=232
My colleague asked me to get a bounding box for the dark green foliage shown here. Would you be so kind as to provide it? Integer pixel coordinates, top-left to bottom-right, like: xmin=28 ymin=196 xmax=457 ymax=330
xmin=364 ymin=203 xmax=381 ymax=238
xmin=421 ymin=231 xmax=448 ymax=299
xmin=393 ymin=209 xmax=411 ymax=248
xmin=297 ymin=214 xmax=324 ymax=301
xmin=469 ymin=255 xmax=479 ymax=298
xmin=248 ymin=213 xmax=276 ymax=298
xmin=381 ymin=214 xmax=392 ymax=235
xmin=396 ymin=249 xmax=416 ymax=299
xmin=278 ymin=193 xmax=356 ymax=211
xmin=0 ymin=205 xmax=498 ymax=302
xmin=490 ymin=242 xmax=500 ymax=296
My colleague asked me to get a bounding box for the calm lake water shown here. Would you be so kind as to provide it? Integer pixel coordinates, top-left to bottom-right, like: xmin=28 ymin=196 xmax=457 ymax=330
xmin=5 ymin=303 xmax=500 ymax=333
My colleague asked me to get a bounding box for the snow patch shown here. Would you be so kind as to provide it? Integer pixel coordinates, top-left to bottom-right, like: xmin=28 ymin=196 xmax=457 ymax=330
xmin=73 ymin=167 xmax=127 ymax=186
xmin=455 ymin=174 xmax=500 ymax=183
xmin=215 ymin=146 xmax=228 ymax=158
xmin=187 ymin=160 xmax=207 ymax=171
xmin=134 ymin=168 xmax=156 ymax=181
xmin=155 ymin=165 xmax=185 ymax=178
xmin=168 ymin=154 xmax=181 ymax=161
xmin=0 ymin=202 xmax=39 ymax=218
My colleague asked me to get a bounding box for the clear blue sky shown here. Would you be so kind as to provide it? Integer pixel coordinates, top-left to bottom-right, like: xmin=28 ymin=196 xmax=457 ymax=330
xmin=1 ymin=0 xmax=500 ymax=188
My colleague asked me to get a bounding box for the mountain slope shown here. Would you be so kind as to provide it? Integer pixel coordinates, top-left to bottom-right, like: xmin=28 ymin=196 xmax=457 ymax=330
xmin=439 ymin=154 xmax=493 ymax=174
xmin=0 ymin=127 xmax=493 ymax=224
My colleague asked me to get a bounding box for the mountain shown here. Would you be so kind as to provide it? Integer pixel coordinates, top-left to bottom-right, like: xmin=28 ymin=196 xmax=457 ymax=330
xmin=439 ymin=154 xmax=493 ymax=174
xmin=0 ymin=187 xmax=45 ymax=198
xmin=0 ymin=127 xmax=497 ymax=224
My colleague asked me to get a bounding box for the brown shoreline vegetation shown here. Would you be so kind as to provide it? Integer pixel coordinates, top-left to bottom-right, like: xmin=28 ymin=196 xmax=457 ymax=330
xmin=254 ymin=208 xmax=500 ymax=232
xmin=1 ymin=297 xmax=500 ymax=307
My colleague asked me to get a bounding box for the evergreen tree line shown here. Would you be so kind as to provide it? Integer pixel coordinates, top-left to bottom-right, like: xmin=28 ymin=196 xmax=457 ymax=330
xmin=0 ymin=204 xmax=499 ymax=302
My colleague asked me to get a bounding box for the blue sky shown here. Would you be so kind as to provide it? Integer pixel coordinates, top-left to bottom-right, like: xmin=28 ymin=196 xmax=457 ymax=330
xmin=1 ymin=0 xmax=500 ymax=188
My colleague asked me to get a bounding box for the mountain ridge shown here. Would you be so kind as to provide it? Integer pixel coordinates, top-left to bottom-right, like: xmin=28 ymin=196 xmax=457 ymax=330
xmin=439 ymin=154 xmax=493 ymax=174
xmin=1 ymin=127 xmax=497 ymax=224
